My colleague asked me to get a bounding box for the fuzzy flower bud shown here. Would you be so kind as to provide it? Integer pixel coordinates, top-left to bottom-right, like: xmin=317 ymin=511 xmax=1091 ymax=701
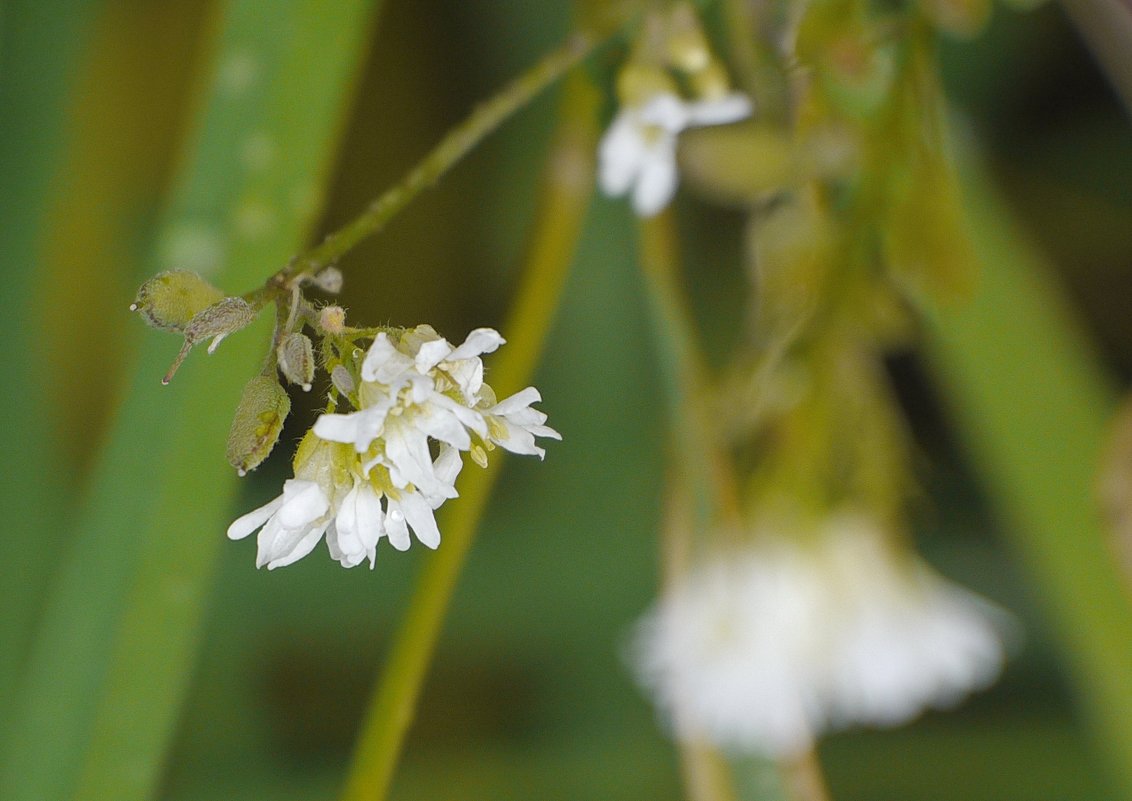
xmin=184 ymin=297 xmax=255 ymax=350
xmin=277 ymin=332 xmax=316 ymax=391
xmin=331 ymin=364 xmax=355 ymax=396
xmin=319 ymin=305 xmax=347 ymax=336
xmin=130 ymin=269 xmax=224 ymax=332
xmin=163 ymin=297 xmax=256 ymax=384
xmin=226 ymin=375 xmax=291 ymax=476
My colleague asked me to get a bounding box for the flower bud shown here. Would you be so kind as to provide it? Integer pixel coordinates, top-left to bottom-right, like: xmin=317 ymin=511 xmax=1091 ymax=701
xmin=331 ymin=364 xmax=355 ymax=396
xmin=680 ymin=125 xmax=795 ymax=203
xmin=163 ymin=297 xmax=256 ymax=384
xmin=664 ymin=5 xmax=711 ymax=74
xmin=319 ymin=305 xmax=347 ymax=335
xmin=130 ymin=270 xmax=224 ymax=332
xmin=617 ymin=63 xmax=678 ymax=107
xmin=184 ymin=296 xmax=255 ymax=351
xmin=310 ymin=266 xmax=343 ymax=294
xmin=277 ymin=332 xmax=315 ymax=391
xmin=226 ymin=375 xmax=291 ymax=476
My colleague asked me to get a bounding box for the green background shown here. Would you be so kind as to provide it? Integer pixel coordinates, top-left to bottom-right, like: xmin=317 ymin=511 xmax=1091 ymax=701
xmin=3 ymin=1 xmax=1131 ymax=799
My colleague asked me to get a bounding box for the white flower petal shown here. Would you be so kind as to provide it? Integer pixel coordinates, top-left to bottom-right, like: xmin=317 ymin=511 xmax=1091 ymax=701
xmin=432 ymin=445 xmax=463 ymax=493
xmin=383 ymin=423 xmax=446 ymax=496
xmin=278 ymin=479 xmax=330 ymax=528
xmin=413 ymin=404 xmax=473 ymax=451
xmin=397 ymin=490 xmax=442 ymax=549
xmin=430 ymin=393 xmax=487 ymax=438
xmin=313 ymin=412 xmax=363 ymax=445
xmin=632 ymin=139 xmax=679 ymax=217
xmin=599 ymin=112 xmax=647 ymax=197
xmin=227 ymin=494 xmax=283 ymax=540
xmin=446 ymin=357 xmax=485 ymax=400
xmin=383 ymin=500 xmax=412 ymax=552
xmin=266 ymin=521 xmax=331 ymax=570
xmin=639 ymin=92 xmax=693 ymax=132
xmin=490 ymin=424 xmax=545 ymax=458
xmin=415 ymin=337 xmax=455 ymax=373
xmin=529 ymin=424 xmax=561 ymax=439
xmin=684 ymin=93 xmax=754 ymax=127
xmin=489 ymin=386 xmax=541 ymax=416
xmin=361 ymin=333 xmax=415 ymax=384
xmin=446 ymin=328 xmax=505 ymax=361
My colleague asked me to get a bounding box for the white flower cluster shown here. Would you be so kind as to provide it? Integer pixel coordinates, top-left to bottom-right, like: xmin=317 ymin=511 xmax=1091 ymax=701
xmin=631 ymin=516 xmax=1011 ymax=757
xmin=227 ymin=325 xmax=560 ymax=569
xmin=599 ymin=91 xmax=752 ymax=217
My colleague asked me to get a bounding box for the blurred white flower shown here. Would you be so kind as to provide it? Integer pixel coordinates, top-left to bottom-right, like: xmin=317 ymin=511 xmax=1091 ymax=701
xmin=599 ymin=91 xmax=752 ymax=217
xmin=228 ymin=325 xmax=559 ymax=569
xmin=630 ymin=516 xmax=1011 ymax=756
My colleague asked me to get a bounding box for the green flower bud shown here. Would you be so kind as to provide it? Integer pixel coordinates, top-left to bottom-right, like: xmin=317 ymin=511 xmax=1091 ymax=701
xmin=184 ymin=296 xmax=255 ymax=350
xmin=130 ymin=270 xmax=225 ymax=332
xmin=226 ymin=375 xmax=291 ymax=476
xmin=277 ymin=332 xmax=315 ymax=391
xmin=679 ymin=124 xmax=796 ymax=203
xmin=330 ymin=364 xmax=355 ymax=396
xmin=663 ymin=4 xmax=711 ymax=74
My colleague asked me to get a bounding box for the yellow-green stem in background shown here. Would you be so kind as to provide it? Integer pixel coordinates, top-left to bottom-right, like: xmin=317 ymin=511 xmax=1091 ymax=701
xmin=637 ymin=213 xmax=832 ymax=801
xmin=337 ymin=73 xmax=600 ymax=801
xmin=925 ymin=151 xmax=1132 ymax=800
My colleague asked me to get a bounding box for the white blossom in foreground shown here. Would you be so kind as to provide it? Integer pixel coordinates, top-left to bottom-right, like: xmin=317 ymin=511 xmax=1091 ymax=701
xmin=599 ymin=91 xmax=752 ymax=217
xmin=228 ymin=325 xmax=559 ymax=569
xmin=630 ymin=516 xmax=1011 ymax=757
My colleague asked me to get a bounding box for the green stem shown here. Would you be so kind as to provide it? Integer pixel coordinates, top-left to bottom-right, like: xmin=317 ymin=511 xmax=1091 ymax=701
xmin=924 ymin=151 xmax=1132 ymax=800
xmin=637 ymin=213 xmax=740 ymax=535
xmin=637 ymin=213 xmax=832 ymax=801
xmin=636 ymin=213 xmax=744 ymax=801
xmin=337 ymin=73 xmax=600 ymax=801
xmin=284 ymin=31 xmax=597 ymax=283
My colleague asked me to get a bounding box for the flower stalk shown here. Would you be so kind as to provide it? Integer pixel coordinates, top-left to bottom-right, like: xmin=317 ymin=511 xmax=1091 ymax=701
xmin=281 ymin=31 xmax=596 ymax=287
xmin=337 ymin=72 xmax=600 ymax=801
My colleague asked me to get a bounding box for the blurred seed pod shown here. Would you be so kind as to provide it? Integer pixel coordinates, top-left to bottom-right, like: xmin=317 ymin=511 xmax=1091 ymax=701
xmin=226 ymin=375 xmax=291 ymax=476
xmin=750 ymin=190 xmax=835 ymax=342
xmin=883 ymin=154 xmax=978 ymax=305
xmin=130 ymin=269 xmax=224 ymax=332
xmin=679 ymin=123 xmax=798 ymax=204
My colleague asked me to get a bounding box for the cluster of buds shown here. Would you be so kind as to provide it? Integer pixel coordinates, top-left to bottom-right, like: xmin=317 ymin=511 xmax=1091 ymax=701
xmin=598 ymin=2 xmax=753 ymax=216
xmin=130 ymin=269 xmax=255 ymax=384
xmin=132 ymin=267 xmax=559 ymax=569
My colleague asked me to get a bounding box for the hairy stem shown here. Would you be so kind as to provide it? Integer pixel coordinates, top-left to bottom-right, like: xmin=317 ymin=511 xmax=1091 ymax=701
xmin=284 ymin=31 xmax=597 ymax=284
